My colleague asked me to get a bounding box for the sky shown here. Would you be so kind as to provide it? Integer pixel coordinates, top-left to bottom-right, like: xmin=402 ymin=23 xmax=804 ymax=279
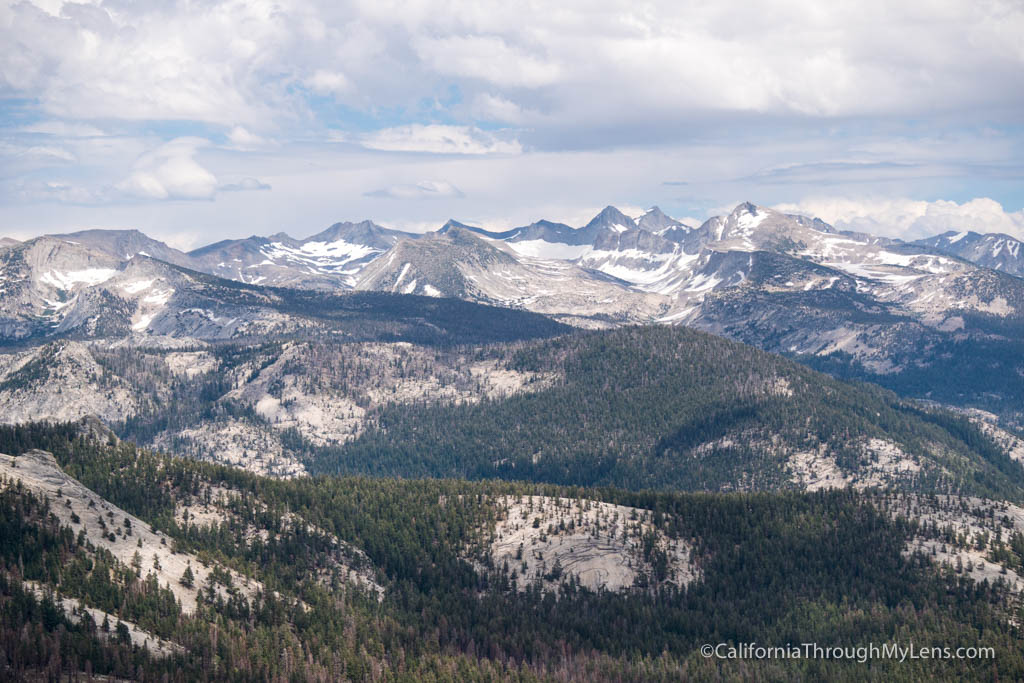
xmin=2 ymin=0 xmax=1023 ymax=250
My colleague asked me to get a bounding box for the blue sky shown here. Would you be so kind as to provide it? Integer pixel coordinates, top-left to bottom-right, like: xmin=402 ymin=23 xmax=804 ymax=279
xmin=2 ymin=0 xmax=1022 ymax=249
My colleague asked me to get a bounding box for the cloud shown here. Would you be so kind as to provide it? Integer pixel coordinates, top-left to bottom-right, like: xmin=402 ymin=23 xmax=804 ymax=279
xmin=357 ymin=125 xmax=522 ymax=155
xmin=1 ymin=1 xmax=1021 ymax=244
xmin=773 ymin=197 xmax=1024 ymax=240
xmin=0 ymin=140 xmax=80 ymax=179
xmin=219 ymin=177 xmax=272 ymax=192
xmin=3 ymin=0 xmax=1019 ymax=150
xmin=19 ymin=121 xmax=105 ymax=137
xmin=1 ymin=2 xmax=264 ymax=125
xmin=0 ymin=140 xmax=76 ymax=165
xmin=470 ymin=93 xmax=529 ymax=124
xmin=304 ymin=70 xmax=351 ymax=96
xmin=158 ymin=230 xmax=204 ymax=252
xmin=226 ymin=126 xmax=268 ymax=149
xmin=749 ymin=161 xmax=923 ymax=185
xmin=18 ymin=145 xmax=76 ymax=163
xmin=114 ymin=138 xmax=218 ymax=201
xmin=111 ymin=139 xmax=271 ymax=199
xmin=365 ymin=180 xmax=463 ymax=199
xmin=14 ymin=180 xmax=97 ymax=204
xmin=413 ymin=35 xmax=562 ymax=88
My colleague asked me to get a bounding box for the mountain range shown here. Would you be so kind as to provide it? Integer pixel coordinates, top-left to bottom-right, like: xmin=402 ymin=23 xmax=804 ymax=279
xmin=3 ymin=201 xmax=1022 ymax=420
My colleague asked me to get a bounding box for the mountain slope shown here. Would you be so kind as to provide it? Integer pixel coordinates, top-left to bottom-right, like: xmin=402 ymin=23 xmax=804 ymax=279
xmin=45 ymin=229 xmax=195 ymax=268
xmin=4 ymin=315 xmax=1021 ymax=496
xmin=915 ymin=230 xmax=1024 ymax=277
xmin=636 ymin=206 xmax=690 ymax=234
xmin=187 ymin=219 xmax=411 ymax=290
xmin=307 ymin=325 xmax=1024 ymax=499
xmin=0 ymin=235 xmax=571 ymax=346
xmin=355 ymin=227 xmax=670 ymax=324
xmin=2 ymin=421 xmax=1023 ymax=681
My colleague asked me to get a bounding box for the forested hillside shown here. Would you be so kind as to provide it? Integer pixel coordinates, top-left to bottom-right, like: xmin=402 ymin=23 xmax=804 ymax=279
xmin=1 ymin=423 xmax=1023 ymax=681
xmin=308 ymin=326 xmax=1024 ymax=499
xmin=798 ymin=322 xmax=1024 ymax=426
xmin=5 ymin=325 xmax=1020 ymax=498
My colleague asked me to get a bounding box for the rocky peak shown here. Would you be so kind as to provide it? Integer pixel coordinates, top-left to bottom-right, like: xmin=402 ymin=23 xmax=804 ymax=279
xmin=584 ymin=206 xmax=637 ymax=235
xmin=636 ymin=206 xmax=685 ymax=233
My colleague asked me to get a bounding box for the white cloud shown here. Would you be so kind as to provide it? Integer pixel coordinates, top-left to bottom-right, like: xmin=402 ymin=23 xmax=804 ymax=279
xmin=470 ymin=93 xmax=529 ymax=124
xmin=1 ymin=1 xmax=1021 ymax=246
xmin=413 ymin=35 xmax=562 ymax=88
xmin=304 ymin=69 xmax=351 ymax=95
xmin=114 ymin=138 xmax=218 ymax=201
xmin=365 ymin=180 xmax=463 ymax=199
xmin=226 ymin=126 xmax=268 ymax=149
xmin=2 ymin=0 xmax=1019 ymax=142
xmin=158 ymin=230 xmax=204 ymax=252
xmin=19 ymin=145 xmax=76 ymax=163
xmin=19 ymin=121 xmax=105 ymax=137
xmin=14 ymin=180 xmax=97 ymax=204
xmin=219 ymin=177 xmax=272 ymax=192
xmin=1 ymin=1 xmax=284 ymax=126
xmin=0 ymin=140 xmax=82 ymax=179
xmin=773 ymin=197 xmax=1024 ymax=240
xmin=357 ymin=125 xmax=522 ymax=155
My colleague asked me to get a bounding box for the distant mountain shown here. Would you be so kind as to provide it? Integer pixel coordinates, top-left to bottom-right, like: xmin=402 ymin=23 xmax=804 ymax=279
xmin=444 ymin=206 xmax=648 ymax=257
xmin=0 ymin=233 xmax=568 ymax=345
xmin=914 ymin=231 xmax=1024 ymax=277
xmin=440 ymin=217 xmax=593 ymax=251
xmin=581 ymin=205 xmax=637 ymax=236
xmin=45 ymin=228 xmax=194 ymax=268
xmin=636 ymin=206 xmax=689 ymax=235
xmin=7 ymin=208 xmax=1024 ymax=682
xmin=355 ymin=227 xmax=519 ymax=299
xmin=355 ymin=226 xmax=669 ymax=324
xmin=6 ymin=201 xmax=1024 ymax=419
xmin=185 ymin=219 xmax=410 ymax=290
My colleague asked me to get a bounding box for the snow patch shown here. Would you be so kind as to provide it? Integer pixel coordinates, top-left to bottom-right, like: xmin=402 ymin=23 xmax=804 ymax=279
xmin=394 ymin=262 xmax=412 ymax=288
xmin=40 ymin=268 xmax=117 ymax=290
xmin=684 ymin=273 xmax=723 ymax=292
xmin=142 ymin=289 xmax=173 ymax=306
xmin=132 ymin=313 xmax=154 ymax=331
xmin=735 ymin=210 xmax=767 ymax=231
xmin=120 ymin=279 xmax=154 ymax=294
xmin=508 ymin=240 xmax=593 ymax=260
xmin=261 ymin=239 xmax=380 ymax=272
